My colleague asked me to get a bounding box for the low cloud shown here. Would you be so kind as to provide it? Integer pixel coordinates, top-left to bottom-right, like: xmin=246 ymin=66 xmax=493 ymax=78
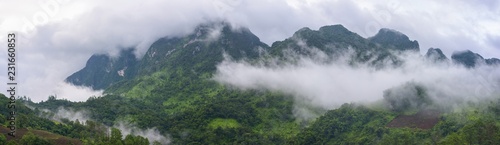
xmin=115 ymin=121 xmax=171 ymax=145
xmin=36 ymin=107 xmax=92 ymax=123
xmin=23 ymin=82 xmax=102 ymax=103
xmin=52 ymin=107 xmax=91 ymax=123
xmin=36 ymin=107 xmax=170 ymax=144
xmin=213 ymin=50 xmax=500 ymax=112
xmin=52 ymin=82 xmax=103 ymax=102
xmin=1 ymin=0 xmax=499 ymax=102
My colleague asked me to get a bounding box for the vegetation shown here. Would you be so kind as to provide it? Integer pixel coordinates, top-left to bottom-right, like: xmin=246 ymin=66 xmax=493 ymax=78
xmin=1 ymin=22 xmax=500 ymax=144
xmin=291 ymin=104 xmax=396 ymax=144
xmin=65 ymin=49 xmax=139 ymax=90
xmin=383 ymin=81 xmax=432 ymax=113
xmin=0 ymin=133 xmax=6 ymax=144
xmin=19 ymin=132 xmax=51 ymax=145
xmin=5 ymin=92 xmax=500 ymax=145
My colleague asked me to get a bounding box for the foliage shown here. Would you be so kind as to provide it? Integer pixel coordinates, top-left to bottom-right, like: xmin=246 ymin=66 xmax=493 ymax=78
xmin=110 ymin=128 xmax=124 ymax=145
xmin=291 ymin=104 xmax=395 ymax=144
xmin=19 ymin=132 xmax=51 ymax=145
xmin=439 ymin=119 xmax=500 ymax=144
xmin=208 ymin=118 xmax=241 ymax=129
xmin=3 ymin=22 xmax=500 ymax=144
xmin=124 ymin=134 xmax=149 ymax=145
xmin=65 ymin=48 xmax=139 ymax=90
xmin=0 ymin=133 xmax=6 ymax=145
xmin=6 ymin=140 xmax=19 ymax=145
xmin=383 ymin=81 xmax=431 ymax=113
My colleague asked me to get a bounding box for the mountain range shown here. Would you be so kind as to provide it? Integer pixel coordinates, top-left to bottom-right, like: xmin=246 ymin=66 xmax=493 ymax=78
xmin=65 ymin=22 xmax=499 ymax=91
xmin=1 ymin=21 xmax=499 ymax=144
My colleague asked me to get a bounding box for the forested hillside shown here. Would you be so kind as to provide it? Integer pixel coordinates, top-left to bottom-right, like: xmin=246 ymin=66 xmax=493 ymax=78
xmin=2 ymin=22 xmax=500 ymax=144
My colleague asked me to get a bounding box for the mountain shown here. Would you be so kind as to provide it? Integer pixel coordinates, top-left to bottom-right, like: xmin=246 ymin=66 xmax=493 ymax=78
xmin=270 ymin=25 xmax=421 ymax=68
xmin=451 ymin=50 xmax=485 ymax=68
xmin=486 ymin=58 xmax=500 ymax=65
xmin=137 ymin=22 xmax=268 ymax=75
xmin=7 ymin=22 xmax=500 ymax=144
xmin=450 ymin=49 xmax=500 ymax=68
xmin=67 ymin=23 xmax=431 ymax=91
xmin=425 ymin=48 xmax=448 ymax=62
xmin=66 ymin=22 xmax=268 ymax=92
xmin=369 ymin=28 xmax=419 ymax=52
xmin=270 ymin=25 xmax=374 ymax=58
xmin=65 ymin=49 xmax=138 ymax=90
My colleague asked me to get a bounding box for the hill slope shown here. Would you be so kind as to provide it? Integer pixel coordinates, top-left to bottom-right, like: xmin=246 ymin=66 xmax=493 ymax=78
xmin=15 ymin=22 xmax=500 ymax=144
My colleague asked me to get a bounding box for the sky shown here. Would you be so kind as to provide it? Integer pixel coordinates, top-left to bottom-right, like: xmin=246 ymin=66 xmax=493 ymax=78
xmin=0 ymin=0 xmax=499 ymax=102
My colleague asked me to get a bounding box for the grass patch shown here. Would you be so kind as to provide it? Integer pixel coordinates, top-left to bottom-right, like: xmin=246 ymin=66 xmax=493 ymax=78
xmin=208 ymin=118 xmax=241 ymax=129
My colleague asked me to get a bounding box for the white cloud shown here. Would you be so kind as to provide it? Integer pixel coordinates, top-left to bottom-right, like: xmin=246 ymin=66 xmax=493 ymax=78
xmin=51 ymin=82 xmax=103 ymax=102
xmin=115 ymin=122 xmax=170 ymax=145
xmin=213 ymin=51 xmax=500 ymax=110
xmin=52 ymin=107 xmax=92 ymax=123
xmin=32 ymin=106 xmax=92 ymax=124
xmin=0 ymin=0 xmax=499 ymax=102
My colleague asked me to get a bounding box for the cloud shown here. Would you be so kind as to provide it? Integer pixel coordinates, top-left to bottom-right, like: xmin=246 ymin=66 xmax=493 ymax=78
xmin=51 ymin=82 xmax=103 ymax=102
xmin=213 ymin=50 xmax=500 ymax=112
xmin=52 ymin=107 xmax=91 ymax=123
xmin=33 ymin=105 xmax=170 ymax=144
xmin=34 ymin=106 xmax=92 ymax=123
xmin=0 ymin=0 xmax=499 ymax=102
xmin=36 ymin=105 xmax=170 ymax=144
xmin=115 ymin=121 xmax=170 ymax=145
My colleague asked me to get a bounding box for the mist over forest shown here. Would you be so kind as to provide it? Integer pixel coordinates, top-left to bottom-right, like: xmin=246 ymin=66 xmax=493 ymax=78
xmin=1 ymin=0 xmax=500 ymax=144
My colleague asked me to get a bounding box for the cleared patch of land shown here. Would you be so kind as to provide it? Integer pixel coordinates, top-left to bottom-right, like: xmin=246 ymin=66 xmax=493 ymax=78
xmin=0 ymin=126 xmax=82 ymax=145
xmin=386 ymin=110 xmax=441 ymax=129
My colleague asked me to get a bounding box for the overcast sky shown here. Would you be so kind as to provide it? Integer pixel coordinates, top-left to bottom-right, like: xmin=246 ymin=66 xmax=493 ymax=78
xmin=0 ymin=0 xmax=499 ymax=102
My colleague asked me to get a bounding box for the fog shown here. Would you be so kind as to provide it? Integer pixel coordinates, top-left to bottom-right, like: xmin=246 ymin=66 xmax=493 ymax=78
xmin=51 ymin=82 xmax=103 ymax=102
xmin=115 ymin=121 xmax=170 ymax=145
xmin=214 ymin=49 xmax=500 ymax=112
xmin=36 ymin=107 xmax=170 ymax=144
xmin=51 ymin=107 xmax=91 ymax=123
xmin=1 ymin=0 xmax=499 ymax=102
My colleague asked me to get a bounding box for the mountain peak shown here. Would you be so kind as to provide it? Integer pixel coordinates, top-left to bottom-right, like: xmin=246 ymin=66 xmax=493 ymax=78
xmin=486 ymin=58 xmax=500 ymax=66
xmin=369 ymin=28 xmax=419 ymax=52
xmin=137 ymin=21 xmax=267 ymax=74
xmin=65 ymin=48 xmax=138 ymax=90
xmin=190 ymin=21 xmax=230 ymax=39
xmin=291 ymin=24 xmax=357 ymax=40
xmin=278 ymin=24 xmax=368 ymax=58
xmin=66 ymin=22 xmax=499 ymax=91
xmin=379 ymin=28 xmax=404 ymax=36
xmin=425 ymin=48 xmax=448 ymax=62
xmin=318 ymin=24 xmax=349 ymax=34
xmin=451 ymin=50 xmax=485 ymax=68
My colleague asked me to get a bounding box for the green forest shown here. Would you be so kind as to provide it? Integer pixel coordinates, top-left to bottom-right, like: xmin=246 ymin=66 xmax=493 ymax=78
xmin=2 ymin=22 xmax=500 ymax=144
xmin=2 ymin=92 xmax=500 ymax=144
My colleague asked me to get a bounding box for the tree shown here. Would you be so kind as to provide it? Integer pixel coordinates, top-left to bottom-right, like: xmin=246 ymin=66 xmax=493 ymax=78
xmin=383 ymin=81 xmax=431 ymax=112
xmin=0 ymin=133 xmax=6 ymax=145
xmin=124 ymin=134 xmax=135 ymax=145
xmin=379 ymin=129 xmax=419 ymax=145
xmin=124 ymin=134 xmax=149 ymax=145
xmin=6 ymin=140 xmax=18 ymax=145
xmin=19 ymin=132 xmax=51 ymax=145
xmin=110 ymin=128 xmax=124 ymax=145
xmin=438 ymin=133 xmax=464 ymax=145
xmin=153 ymin=141 xmax=162 ymax=145
xmin=0 ymin=114 xmax=6 ymax=124
xmin=460 ymin=119 xmax=500 ymax=144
